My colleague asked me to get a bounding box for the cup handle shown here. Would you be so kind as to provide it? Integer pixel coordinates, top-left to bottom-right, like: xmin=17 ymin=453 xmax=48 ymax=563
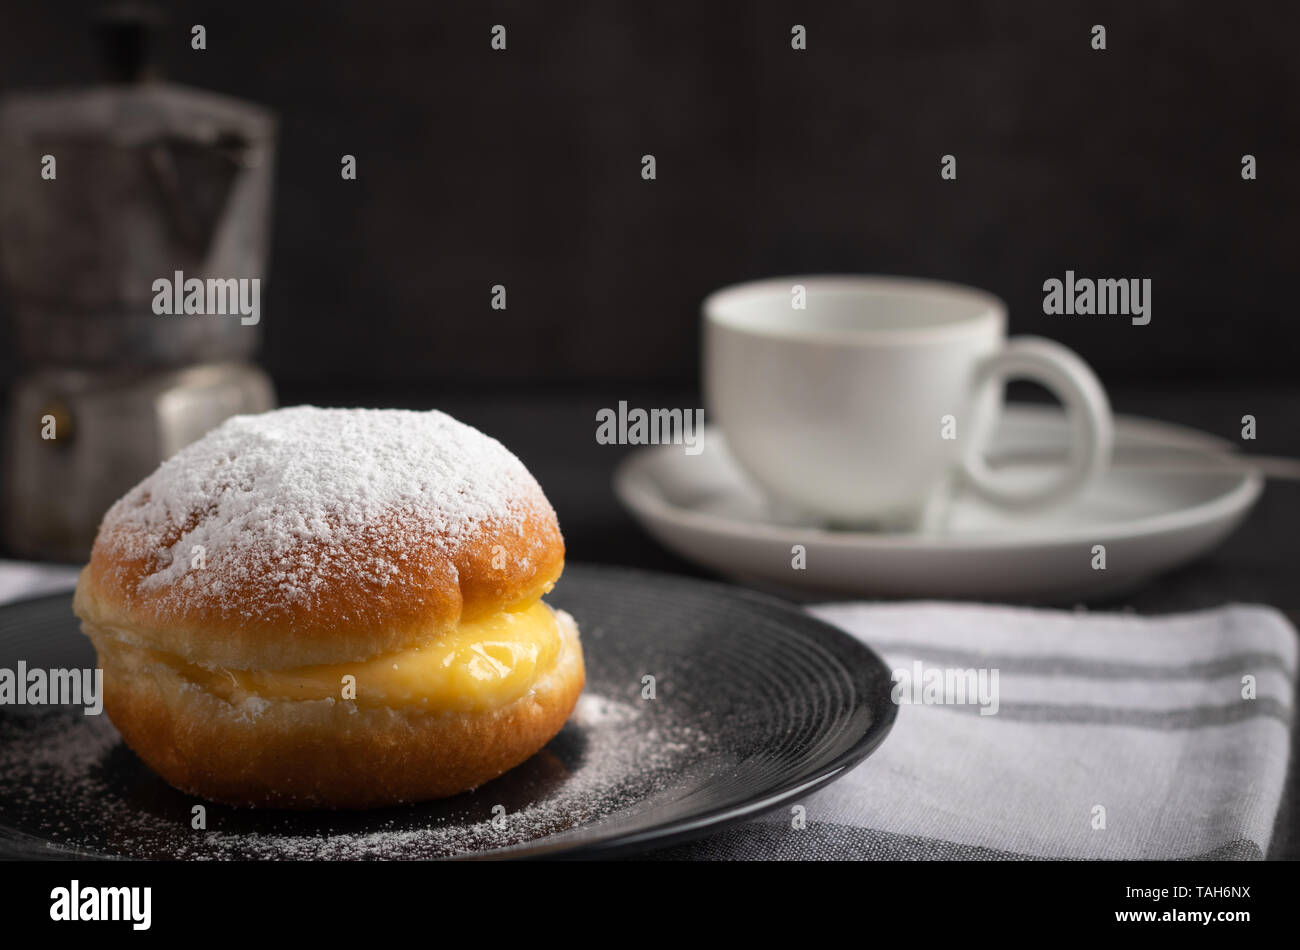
xmin=958 ymin=336 xmax=1113 ymax=510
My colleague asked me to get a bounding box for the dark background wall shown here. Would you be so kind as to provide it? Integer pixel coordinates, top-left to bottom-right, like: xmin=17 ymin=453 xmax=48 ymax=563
xmin=1 ymin=0 xmax=1296 ymax=391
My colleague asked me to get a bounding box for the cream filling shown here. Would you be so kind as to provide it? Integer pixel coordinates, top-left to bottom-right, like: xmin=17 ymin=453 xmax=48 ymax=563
xmin=90 ymin=600 xmax=563 ymax=713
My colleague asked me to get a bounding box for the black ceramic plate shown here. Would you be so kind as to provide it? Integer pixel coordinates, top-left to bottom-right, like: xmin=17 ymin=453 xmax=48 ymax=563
xmin=0 ymin=564 xmax=895 ymax=859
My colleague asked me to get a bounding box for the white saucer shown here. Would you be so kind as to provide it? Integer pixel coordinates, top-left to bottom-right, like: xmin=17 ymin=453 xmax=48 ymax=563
xmin=613 ymin=406 xmax=1263 ymax=601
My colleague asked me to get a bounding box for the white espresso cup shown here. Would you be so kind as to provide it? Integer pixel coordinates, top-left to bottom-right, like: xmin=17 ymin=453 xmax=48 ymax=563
xmin=703 ymin=275 xmax=1113 ymax=529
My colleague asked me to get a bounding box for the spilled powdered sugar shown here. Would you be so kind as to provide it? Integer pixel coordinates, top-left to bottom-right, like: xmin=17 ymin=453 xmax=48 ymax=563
xmin=0 ymin=693 xmax=712 ymax=859
xmin=98 ymin=406 xmax=546 ymax=612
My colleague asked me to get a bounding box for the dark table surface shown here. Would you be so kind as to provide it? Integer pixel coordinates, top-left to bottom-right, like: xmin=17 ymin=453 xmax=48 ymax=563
xmin=8 ymin=378 xmax=1297 ymax=859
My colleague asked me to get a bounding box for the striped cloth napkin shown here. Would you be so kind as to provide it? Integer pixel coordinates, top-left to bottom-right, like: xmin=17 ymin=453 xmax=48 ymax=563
xmin=0 ymin=560 xmax=81 ymax=605
xmin=651 ymin=601 xmax=1296 ymax=860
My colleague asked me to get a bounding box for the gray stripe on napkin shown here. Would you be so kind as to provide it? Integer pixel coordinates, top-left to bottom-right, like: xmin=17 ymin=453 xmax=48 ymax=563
xmin=869 ymin=642 xmax=1295 ymax=683
xmin=931 ymin=696 xmax=1293 ymax=728
xmin=642 ymin=822 xmax=1265 ymax=862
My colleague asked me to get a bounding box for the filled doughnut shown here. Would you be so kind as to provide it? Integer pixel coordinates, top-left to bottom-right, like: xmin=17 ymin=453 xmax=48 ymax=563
xmin=73 ymin=406 xmax=583 ymax=809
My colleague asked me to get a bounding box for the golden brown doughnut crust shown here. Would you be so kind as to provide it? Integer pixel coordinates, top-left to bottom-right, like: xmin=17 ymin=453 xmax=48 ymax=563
xmin=75 ymin=508 xmax=564 ymax=671
xmin=85 ymin=610 xmax=584 ymax=809
xmin=73 ymin=407 xmax=566 ymax=670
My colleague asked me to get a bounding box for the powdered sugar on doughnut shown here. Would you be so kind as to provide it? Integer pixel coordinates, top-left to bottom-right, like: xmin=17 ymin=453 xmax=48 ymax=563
xmin=96 ymin=406 xmax=549 ymax=615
